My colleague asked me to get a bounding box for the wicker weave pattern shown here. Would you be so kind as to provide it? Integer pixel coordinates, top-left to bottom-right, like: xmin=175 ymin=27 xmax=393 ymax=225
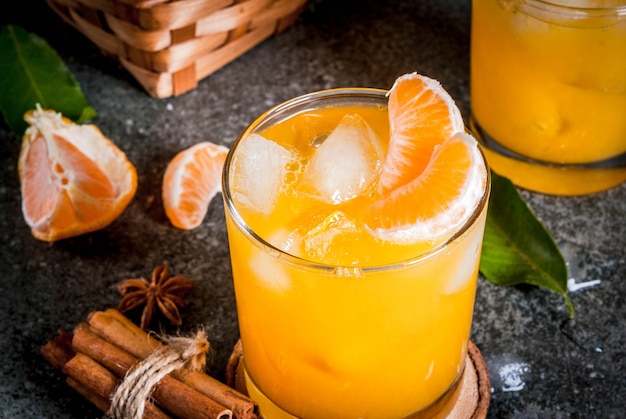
xmin=47 ymin=0 xmax=308 ymax=97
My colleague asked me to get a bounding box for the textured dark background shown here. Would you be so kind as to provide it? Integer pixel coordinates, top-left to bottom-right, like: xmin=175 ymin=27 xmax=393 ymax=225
xmin=1 ymin=0 xmax=625 ymax=417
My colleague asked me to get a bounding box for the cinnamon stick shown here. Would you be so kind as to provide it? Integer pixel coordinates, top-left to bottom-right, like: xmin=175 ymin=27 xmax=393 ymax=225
xmin=66 ymin=377 xmax=111 ymax=413
xmin=87 ymin=308 xmax=160 ymax=359
xmin=63 ymin=352 xmax=118 ymax=405
xmin=66 ymin=377 xmax=173 ymax=419
xmin=63 ymin=352 xmax=170 ymax=419
xmin=40 ymin=329 xmax=74 ymax=370
xmin=42 ymin=309 xmax=254 ymax=419
xmin=41 ymin=330 xmax=170 ymax=419
xmin=88 ymin=308 xmax=258 ymax=419
xmin=180 ymin=370 xmax=257 ymax=419
xmin=72 ymin=323 xmax=233 ymax=419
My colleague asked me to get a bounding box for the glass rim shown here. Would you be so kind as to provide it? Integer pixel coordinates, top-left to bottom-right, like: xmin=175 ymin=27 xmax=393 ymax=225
xmin=222 ymin=87 xmax=491 ymax=274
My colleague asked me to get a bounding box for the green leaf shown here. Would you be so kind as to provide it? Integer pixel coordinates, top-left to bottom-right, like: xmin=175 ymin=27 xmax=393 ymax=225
xmin=0 ymin=25 xmax=96 ymax=137
xmin=480 ymin=171 xmax=573 ymax=317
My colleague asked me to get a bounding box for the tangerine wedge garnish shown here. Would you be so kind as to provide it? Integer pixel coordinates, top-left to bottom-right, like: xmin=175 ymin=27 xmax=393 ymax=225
xmin=366 ymin=73 xmax=487 ymax=243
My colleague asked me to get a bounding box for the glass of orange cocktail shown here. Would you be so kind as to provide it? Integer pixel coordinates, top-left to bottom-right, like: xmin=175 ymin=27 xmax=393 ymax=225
xmin=470 ymin=0 xmax=626 ymax=195
xmin=223 ymin=74 xmax=490 ymax=418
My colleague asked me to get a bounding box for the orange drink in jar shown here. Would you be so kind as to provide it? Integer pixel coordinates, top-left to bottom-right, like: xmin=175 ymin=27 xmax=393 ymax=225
xmin=470 ymin=0 xmax=626 ymax=195
xmin=223 ymin=74 xmax=490 ymax=418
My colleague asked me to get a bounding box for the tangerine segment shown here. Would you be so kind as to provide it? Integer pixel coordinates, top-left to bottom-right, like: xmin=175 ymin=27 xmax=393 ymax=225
xmin=365 ymin=132 xmax=487 ymax=244
xmin=379 ymin=73 xmax=464 ymax=195
xmin=162 ymin=141 xmax=229 ymax=230
xmin=18 ymin=107 xmax=137 ymax=242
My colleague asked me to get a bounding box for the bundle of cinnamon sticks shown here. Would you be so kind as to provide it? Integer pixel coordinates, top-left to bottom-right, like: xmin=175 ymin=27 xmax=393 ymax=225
xmin=41 ymin=308 xmax=258 ymax=419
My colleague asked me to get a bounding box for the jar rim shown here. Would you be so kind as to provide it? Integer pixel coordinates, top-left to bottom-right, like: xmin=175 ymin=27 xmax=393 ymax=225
xmin=506 ymin=0 xmax=626 ymax=28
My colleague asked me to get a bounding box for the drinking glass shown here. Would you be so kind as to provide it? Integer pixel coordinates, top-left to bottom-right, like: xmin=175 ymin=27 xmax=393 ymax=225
xmin=223 ymin=89 xmax=490 ymax=418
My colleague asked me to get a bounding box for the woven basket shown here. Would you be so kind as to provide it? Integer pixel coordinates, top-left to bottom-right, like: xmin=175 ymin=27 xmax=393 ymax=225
xmin=46 ymin=0 xmax=309 ymax=98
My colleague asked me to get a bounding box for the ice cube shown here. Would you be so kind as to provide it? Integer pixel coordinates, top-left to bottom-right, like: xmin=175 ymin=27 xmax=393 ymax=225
xmin=292 ymin=112 xmax=337 ymax=149
xmin=249 ymin=246 xmax=292 ymax=292
xmin=267 ymin=227 xmax=300 ymax=254
xmin=444 ymin=235 xmax=482 ymax=295
xmin=231 ymin=133 xmax=294 ymax=214
xmin=301 ymin=114 xmax=384 ymax=204
xmin=304 ymin=211 xmax=361 ymax=263
xmin=265 ymin=210 xmax=326 ymax=257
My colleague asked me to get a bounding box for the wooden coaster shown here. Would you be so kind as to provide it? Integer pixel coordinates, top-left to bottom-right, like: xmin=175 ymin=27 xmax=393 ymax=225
xmin=226 ymin=340 xmax=490 ymax=418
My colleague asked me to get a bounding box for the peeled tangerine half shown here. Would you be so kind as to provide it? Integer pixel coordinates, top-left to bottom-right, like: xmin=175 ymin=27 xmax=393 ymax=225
xmin=365 ymin=73 xmax=487 ymax=244
xmin=18 ymin=107 xmax=137 ymax=242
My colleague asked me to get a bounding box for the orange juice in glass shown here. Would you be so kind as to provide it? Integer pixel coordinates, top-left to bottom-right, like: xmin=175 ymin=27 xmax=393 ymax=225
xmin=223 ymin=74 xmax=490 ymax=418
xmin=470 ymin=0 xmax=626 ymax=195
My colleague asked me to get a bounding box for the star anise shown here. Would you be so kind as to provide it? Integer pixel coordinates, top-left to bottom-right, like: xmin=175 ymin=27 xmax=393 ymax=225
xmin=116 ymin=263 xmax=195 ymax=330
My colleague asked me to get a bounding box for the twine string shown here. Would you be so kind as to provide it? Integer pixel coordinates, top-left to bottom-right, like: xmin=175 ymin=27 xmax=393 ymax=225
xmin=108 ymin=330 xmax=210 ymax=419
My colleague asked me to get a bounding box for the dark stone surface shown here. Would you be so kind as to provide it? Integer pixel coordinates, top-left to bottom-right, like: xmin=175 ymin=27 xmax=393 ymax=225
xmin=1 ymin=0 xmax=625 ymax=417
